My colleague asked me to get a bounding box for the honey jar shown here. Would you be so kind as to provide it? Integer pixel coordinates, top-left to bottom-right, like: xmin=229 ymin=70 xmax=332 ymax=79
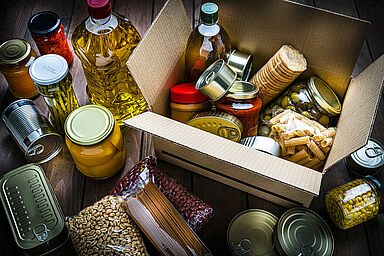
xmin=325 ymin=176 xmax=384 ymax=229
xmin=64 ymin=104 xmax=125 ymax=179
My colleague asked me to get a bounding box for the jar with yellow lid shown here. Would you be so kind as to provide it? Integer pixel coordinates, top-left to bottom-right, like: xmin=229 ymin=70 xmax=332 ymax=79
xmin=325 ymin=176 xmax=384 ymax=229
xmin=64 ymin=104 xmax=125 ymax=179
xmin=0 ymin=39 xmax=39 ymax=98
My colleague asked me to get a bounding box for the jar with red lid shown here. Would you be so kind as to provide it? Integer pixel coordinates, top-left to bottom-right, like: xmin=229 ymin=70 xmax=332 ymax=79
xmin=170 ymin=83 xmax=210 ymax=123
xmin=28 ymin=11 xmax=73 ymax=65
xmin=215 ymin=81 xmax=262 ymax=138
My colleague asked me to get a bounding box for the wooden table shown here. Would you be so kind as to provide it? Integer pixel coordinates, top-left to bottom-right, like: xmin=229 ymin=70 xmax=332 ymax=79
xmin=1 ymin=0 xmax=384 ymax=255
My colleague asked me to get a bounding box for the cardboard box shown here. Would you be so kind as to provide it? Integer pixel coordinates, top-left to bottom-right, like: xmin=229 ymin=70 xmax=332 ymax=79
xmin=124 ymin=0 xmax=384 ymax=207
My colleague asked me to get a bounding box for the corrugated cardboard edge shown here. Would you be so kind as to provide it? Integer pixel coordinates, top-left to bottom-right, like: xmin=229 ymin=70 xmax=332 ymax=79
xmin=124 ymin=112 xmax=323 ymax=196
xmin=324 ymin=54 xmax=384 ymax=170
xmin=126 ymin=0 xmax=191 ymax=116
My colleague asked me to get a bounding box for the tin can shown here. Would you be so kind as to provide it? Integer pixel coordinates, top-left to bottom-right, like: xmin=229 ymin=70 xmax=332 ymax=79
xmin=0 ymin=164 xmax=77 ymax=255
xmin=226 ymin=50 xmax=253 ymax=81
xmin=345 ymin=139 xmax=384 ymax=177
xmin=227 ymin=209 xmax=279 ymax=256
xmin=196 ymin=59 xmax=237 ymax=101
xmin=274 ymin=207 xmax=334 ymax=256
xmin=240 ymin=136 xmax=281 ymax=157
xmin=2 ymin=99 xmax=63 ymax=163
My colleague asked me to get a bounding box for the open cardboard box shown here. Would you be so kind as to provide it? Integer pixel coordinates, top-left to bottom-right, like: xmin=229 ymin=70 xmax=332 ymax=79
xmin=124 ymin=0 xmax=384 ymax=207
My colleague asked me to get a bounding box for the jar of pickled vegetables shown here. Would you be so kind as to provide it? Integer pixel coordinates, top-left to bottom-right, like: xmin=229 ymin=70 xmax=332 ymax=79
xmin=0 ymin=39 xmax=39 ymax=98
xmin=28 ymin=11 xmax=73 ymax=65
xmin=325 ymin=176 xmax=384 ymax=229
xmin=29 ymin=54 xmax=79 ymax=134
xmin=64 ymin=105 xmax=126 ymax=179
xmin=215 ymin=81 xmax=261 ymax=138
xmin=259 ymin=77 xmax=341 ymax=136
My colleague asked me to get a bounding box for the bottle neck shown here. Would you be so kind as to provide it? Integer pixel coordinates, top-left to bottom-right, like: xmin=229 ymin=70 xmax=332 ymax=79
xmin=86 ymin=13 xmax=117 ymax=35
xmin=364 ymin=177 xmax=384 ymax=213
xmin=198 ymin=19 xmax=220 ymax=37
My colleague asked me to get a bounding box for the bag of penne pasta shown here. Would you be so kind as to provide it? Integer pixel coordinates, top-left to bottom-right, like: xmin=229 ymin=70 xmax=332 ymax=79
xmin=267 ymin=109 xmax=336 ymax=170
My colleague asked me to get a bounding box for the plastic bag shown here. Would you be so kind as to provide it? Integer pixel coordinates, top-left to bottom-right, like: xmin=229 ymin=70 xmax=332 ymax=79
xmin=122 ymin=168 xmax=212 ymax=256
xmin=66 ymin=195 xmax=149 ymax=256
xmin=110 ymin=156 xmax=214 ymax=232
xmin=268 ymin=110 xmax=336 ymax=170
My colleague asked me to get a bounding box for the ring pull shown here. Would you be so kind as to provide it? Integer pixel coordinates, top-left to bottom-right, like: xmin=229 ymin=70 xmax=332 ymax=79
xmin=299 ymin=244 xmax=314 ymax=256
xmin=205 ymin=71 xmax=215 ymax=84
xmin=233 ymin=238 xmax=253 ymax=255
xmin=33 ymin=223 xmax=48 ymax=242
xmin=217 ymin=126 xmax=240 ymax=140
xmin=365 ymin=146 xmax=383 ymax=158
xmin=27 ymin=144 xmax=45 ymax=156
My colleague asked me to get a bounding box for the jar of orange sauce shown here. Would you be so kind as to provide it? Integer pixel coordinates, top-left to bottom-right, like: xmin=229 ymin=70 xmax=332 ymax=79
xmin=64 ymin=105 xmax=125 ymax=179
xmin=0 ymin=39 xmax=39 ymax=98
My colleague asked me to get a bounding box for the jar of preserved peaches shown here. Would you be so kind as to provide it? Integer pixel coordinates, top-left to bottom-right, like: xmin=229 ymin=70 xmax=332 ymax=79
xmin=215 ymin=81 xmax=261 ymax=138
xmin=0 ymin=39 xmax=39 ymax=98
xmin=28 ymin=11 xmax=73 ymax=65
xmin=325 ymin=176 xmax=384 ymax=229
xmin=64 ymin=105 xmax=126 ymax=179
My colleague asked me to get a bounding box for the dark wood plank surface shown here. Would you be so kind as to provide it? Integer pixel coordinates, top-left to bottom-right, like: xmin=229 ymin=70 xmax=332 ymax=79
xmin=1 ymin=0 xmax=384 ymax=255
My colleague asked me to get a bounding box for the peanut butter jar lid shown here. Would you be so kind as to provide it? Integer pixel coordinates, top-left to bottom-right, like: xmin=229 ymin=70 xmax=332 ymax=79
xmin=64 ymin=104 xmax=115 ymax=146
xmin=196 ymin=59 xmax=237 ymax=101
xmin=0 ymin=39 xmax=31 ymax=66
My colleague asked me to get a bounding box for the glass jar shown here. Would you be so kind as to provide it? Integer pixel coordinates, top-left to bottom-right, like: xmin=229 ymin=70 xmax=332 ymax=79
xmin=0 ymin=39 xmax=39 ymax=98
xmin=64 ymin=105 xmax=126 ymax=179
xmin=215 ymin=81 xmax=261 ymax=138
xmin=259 ymin=77 xmax=341 ymax=136
xmin=28 ymin=11 xmax=73 ymax=65
xmin=170 ymin=83 xmax=210 ymax=123
xmin=325 ymin=176 xmax=384 ymax=229
xmin=29 ymin=54 xmax=79 ymax=134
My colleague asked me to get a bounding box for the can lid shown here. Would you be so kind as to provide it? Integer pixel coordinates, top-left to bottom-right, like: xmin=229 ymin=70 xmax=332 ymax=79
xmin=29 ymin=54 xmax=68 ymax=85
xmin=240 ymin=136 xmax=281 ymax=157
xmin=226 ymin=81 xmax=259 ymax=100
xmin=276 ymin=207 xmax=334 ymax=256
xmin=171 ymin=83 xmax=208 ymax=103
xmin=28 ymin=11 xmax=61 ymax=35
xmin=227 ymin=209 xmax=278 ymax=256
xmin=0 ymin=164 xmax=65 ymax=250
xmin=226 ymin=50 xmax=253 ymax=81
xmin=308 ymin=77 xmax=341 ymax=116
xmin=351 ymin=139 xmax=384 ymax=169
xmin=200 ymin=3 xmax=219 ymax=24
xmin=65 ymin=104 xmax=115 ymax=146
xmin=0 ymin=39 xmax=31 ymax=66
xmin=87 ymin=0 xmax=112 ymax=19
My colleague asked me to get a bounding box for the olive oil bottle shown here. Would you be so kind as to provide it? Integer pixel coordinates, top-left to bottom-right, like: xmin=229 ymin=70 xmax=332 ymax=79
xmin=72 ymin=0 xmax=147 ymax=124
xmin=185 ymin=3 xmax=232 ymax=83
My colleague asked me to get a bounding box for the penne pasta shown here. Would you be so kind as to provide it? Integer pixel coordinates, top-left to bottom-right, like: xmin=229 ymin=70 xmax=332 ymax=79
xmin=285 ymin=149 xmax=309 ymax=162
xmin=323 ymin=128 xmax=336 ymax=138
xmin=313 ymin=134 xmax=325 ymax=142
xmin=283 ymin=131 xmax=297 ymax=140
xmin=286 ymin=146 xmax=296 ymax=155
xmin=308 ymin=140 xmax=326 ymax=160
xmin=284 ymin=136 xmax=310 ymax=147
xmin=321 ymin=137 xmax=333 ymax=147
xmin=303 ymin=157 xmax=322 ymax=169
xmin=294 ymin=129 xmax=306 ymax=137
xmin=320 ymin=145 xmax=331 ymax=154
xmin=296 ymin=156 xmax=312 ymax=165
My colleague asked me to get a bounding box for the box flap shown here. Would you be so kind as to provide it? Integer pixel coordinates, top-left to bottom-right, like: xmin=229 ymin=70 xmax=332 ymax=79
xmin=324 ymin=55 xmax=384 ymax=170
xmin=216 ymin=0 xmax=369 ymax=98
xmin=125 ymin=112 xmax=323 ymax=195
xmin=126 ymin=0 xmax=191 ymax=116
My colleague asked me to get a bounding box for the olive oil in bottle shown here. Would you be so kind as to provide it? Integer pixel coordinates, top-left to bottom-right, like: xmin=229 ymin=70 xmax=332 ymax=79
xmin=185 ymin=3 xmax=231 ymax=83
xmin=71 ymin=0 xmax=147 ymax=124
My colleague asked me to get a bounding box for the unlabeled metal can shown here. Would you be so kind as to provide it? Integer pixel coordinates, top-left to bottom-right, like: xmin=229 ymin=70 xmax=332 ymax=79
xmin=240 ymin=136 xmax=281 ymax=157
xmin=0 ymin=164 xmax=77 ymax=255
xmin=274 ymin=207 xmax=334 ymax=256
xmin=226 ymin=50 xmax=253 ymax=81
xmin=196 ymin=59 xmax=237 ymax=101
xmin=345 ymin=139 xmax=384 ymax=177
xmin=2 ymin=99 xmax=63 ymax=163
xmin=227 ymin=209 xmax=279 ymax=256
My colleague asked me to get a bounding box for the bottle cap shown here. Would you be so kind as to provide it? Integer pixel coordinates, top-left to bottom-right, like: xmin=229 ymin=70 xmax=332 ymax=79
xmin=0 ymin=39 xmax=31 ymax=66
xmin=171 ymin=83 xmax=208 ymax=104
xmin=200 ymin=3 xmax=219 ymax=24
xmin=29 ymin=54 xmax=68 ymax=85
xmin=87 ymin=0 xmax=112 ymax=19
xmin=28 ymin=11 xmax=61 ymax=35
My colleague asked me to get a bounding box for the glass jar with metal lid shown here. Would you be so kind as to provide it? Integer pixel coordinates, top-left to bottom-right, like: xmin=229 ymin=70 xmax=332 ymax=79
xmin=28 ymin=11 xmax=73 ymax=65
xmin=325 ymin=175 xmax=384 ymax=229
xmin=215 ymin=81 xmax=262 ymax=138
xmin=64 ymin=104 xmax=126 ymax=179
xmin=0 ymin=39 xmax=39 ymax=98
xmin=29 ymin=54 xmax=79 ymax=134
xmin=259 ymin=77 xmax=341 ymax=136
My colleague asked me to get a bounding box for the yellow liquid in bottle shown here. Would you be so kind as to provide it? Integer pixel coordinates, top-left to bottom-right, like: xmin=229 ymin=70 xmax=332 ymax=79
xmin=72 ymin=13 xmax=147 ymax=124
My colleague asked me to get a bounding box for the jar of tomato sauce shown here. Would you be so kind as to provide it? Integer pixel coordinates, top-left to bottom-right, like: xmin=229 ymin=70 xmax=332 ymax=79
xmin=0 ymin=39 xmax=39 ymax=98
xmin=215 ymin=81 xmax=262 ymax=138
xmin=64 ymin=105 xmax=125 ymax=179
xmin=28 ymin=11 xmax=73 ymax=65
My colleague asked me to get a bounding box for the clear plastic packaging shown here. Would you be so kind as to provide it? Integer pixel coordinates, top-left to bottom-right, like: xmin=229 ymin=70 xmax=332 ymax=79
xmin=66 ymin=195 xmax=148 ymax=256
xmin=268 ymin=110 xmax=336 ymax=170
xmin=110 ymin=156 xmax=214 ymax=232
